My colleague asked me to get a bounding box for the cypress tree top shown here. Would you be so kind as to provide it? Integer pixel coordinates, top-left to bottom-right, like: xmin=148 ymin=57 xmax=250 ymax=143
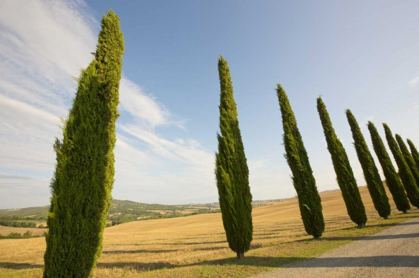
xmin=317 ymin=97 xmax=367 ymax=226
xmin=396 ymin=134 xmax=419 ymax=186
xmin=384 ymin=124 xmax=419 ymax=208
xmin=277 ymin=84 xmax=324 ymax=238
xmin=43 ymin=10 xmax=124 ymax=278
xmin=346 ymin=110 xmax=390 ymax=219
xmin=215 ymin=56 xmax=252 ymax=259
xmin=407 ymin=139 xmax=419 ymax=171
xmin=367 ymin=122 xmax=410 ymax=213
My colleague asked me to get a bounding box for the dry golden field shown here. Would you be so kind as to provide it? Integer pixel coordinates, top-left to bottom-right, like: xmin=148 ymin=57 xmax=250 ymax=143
xmin=0 ymin=186 xmax=418 ymax=278
xmin=0 ymin=226 xmax=47 ymax=237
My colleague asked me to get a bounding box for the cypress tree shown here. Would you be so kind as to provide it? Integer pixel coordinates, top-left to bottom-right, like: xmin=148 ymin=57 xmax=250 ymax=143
xmin=44 ymin=10 xmax=124 ymax=277
xmin=346 ymin=110 xmax=390 ymax=219
xmin=215 ymin=56 xmax=252 ymax=259
xmin=368 ymin=122 xmax=410 ymax=213
xmin=277 ymin=85 xmax=324 ymax=238
xmin=396 ymin=135 xmax=419 ymax=186
xmin=383 ymin=124 xmax=419 ymax=208
xmin=317 ymin=98 xmax=367 ymax=227
xmin=407 ymin=139 xmax=419 ymax=171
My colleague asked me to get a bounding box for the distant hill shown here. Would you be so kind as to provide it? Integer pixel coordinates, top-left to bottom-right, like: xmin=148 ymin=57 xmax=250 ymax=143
xmin=0 ymin=197 xmax=291 ymax=227
xmin=0 ymin=206 xmax=49 ymax=219
xmin=0 ymin=199 xmax=220 ymax=227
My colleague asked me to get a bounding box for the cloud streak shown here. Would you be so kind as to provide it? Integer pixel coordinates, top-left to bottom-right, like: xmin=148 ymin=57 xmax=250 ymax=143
xmin=408 ymin=73 xmax=419 ymax=87
xmin=0 ymin=0 xmax=303 ymax=209
xmin=0 ymin=0 xmax=216 ymax=208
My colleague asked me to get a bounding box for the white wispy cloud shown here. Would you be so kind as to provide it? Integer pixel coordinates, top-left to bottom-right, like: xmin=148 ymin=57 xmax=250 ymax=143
xmin=119 ymin=78 xmax=174 ymax=128
xmin=0 ymin=0 xmax=97 ymax=88
xmin=408 ymin=73 xmax=419 ymax=87
xmin=0 ymin=0 xmax=95 ymax=188
xmin=0 ymin=0 xmax=296 ymax=208
xmin=0 ymin=0 xmax=214 ymax=208
xmin=0 ymin=94 xmax=61 ymax=171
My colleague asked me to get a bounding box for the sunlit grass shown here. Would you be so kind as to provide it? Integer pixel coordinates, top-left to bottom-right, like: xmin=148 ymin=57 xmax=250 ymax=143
xmin=0 ymin=186 xmax=417 ymax=278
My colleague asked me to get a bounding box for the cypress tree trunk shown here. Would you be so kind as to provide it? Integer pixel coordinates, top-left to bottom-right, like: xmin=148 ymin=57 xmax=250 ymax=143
xmin=368 ymin=122 xmax=410 ymax=213
xmin=277 ymin=85 xmax=324 ymax=238
xmin=215 ymin=56 xmax=252 ymax=259
xmin=407 ymin=139 xmax=419 ymax=171
xmin=396 ymin=135 xmax=419 ymax=186
xmin=44 ymin=10 xmax=124 ymax=277
xmin=383 ymin=124 xmax=419 ymax=208
xmin=317 ymin=98 xmax=367 ymax=227
xmin=346 ymin=110 xmax=390 ymax=219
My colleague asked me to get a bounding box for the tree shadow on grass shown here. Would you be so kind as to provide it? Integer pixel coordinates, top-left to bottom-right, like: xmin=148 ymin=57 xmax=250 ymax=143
xmin=0 ymin=262 xmax=43 ymax=270
xmin=193 ymin=246 xmax=229 ymax=251
xmin=0 ymin=261 xmax=178 ymax=273
xmin=132 ymin=240 xmax=226 ymax=246
xmin=103 ymin=249 xmax=179 ymax=254
xmin=97 ymin=261 xmax=175 ymax=271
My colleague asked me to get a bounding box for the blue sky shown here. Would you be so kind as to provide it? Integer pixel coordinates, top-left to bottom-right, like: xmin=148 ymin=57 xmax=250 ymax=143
xmin=0 ymin=0 xmax=418 ymax=209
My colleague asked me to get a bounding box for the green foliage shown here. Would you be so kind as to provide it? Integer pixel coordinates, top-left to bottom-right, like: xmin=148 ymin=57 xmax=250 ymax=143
xmin=276 ymin=85 xmax=324 ymax=238
xmin=0 ymin=220 xmax=36 ymax=228
xmin=316 ymin=98 xmax=367 ymax=226
xmin=346 ymin=110 xmax=390 ymax=219
xmin=396 ymin=135 xmax=419 ymax=188
xmin=215 ymin=56 xmax=252 ymax=258
xmin=407 ymin=139 xmax=419 ymax=171
xmin=43 ymin=10 xmax=124 ymax=278
xmin=367 ymin=122 xmax=410 ymax=212
xmin=383 ymin=124 xmax=419 ymax=208
xmin=6 ymin=232 xmax=22 ymax=239
xmin=23 ymin=231 xmax=33 ymax=238
xmin=0 ymin=231 xmax=40 ymax=240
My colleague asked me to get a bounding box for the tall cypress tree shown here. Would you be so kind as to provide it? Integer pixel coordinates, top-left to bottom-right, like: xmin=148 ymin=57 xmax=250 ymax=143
xmin=215 ymin=56 xmax=252 ymax=259
xmin=317 ymin=98 xmax=367 ymax=227
xmin=383 ymin=124 xmax=419 ymax=208
xmin=277 ymin=85 xmax=324 ymax=238
xmin=368 ymin=122 xmax=410 ymax=213
xmin=44 ymin=10 xmax=124 ymax=277
xmin=407 ymin=139 xmax=419 ymax=171
xmin=396 ymin=135 xmax=419 ymax=186
xmin=346 ymin=110 xmax=390 ymax=219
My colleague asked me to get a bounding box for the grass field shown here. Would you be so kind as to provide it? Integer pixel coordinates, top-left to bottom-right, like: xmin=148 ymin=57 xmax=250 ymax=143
xmin=0 ymin=226 xmax=47 ymax=237
xmin=0 ymin=186 xmax=418 ymax=278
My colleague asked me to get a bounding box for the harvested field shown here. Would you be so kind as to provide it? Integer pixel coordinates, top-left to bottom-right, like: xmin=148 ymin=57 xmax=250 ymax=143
xmin=0 ymin=226 xmax=46 ymax=237
xmin=0 ymin=186 xmax=417 ymax=278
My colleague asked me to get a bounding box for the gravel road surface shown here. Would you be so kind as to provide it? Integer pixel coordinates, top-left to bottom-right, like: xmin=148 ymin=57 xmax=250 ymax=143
xmin=253 ymin=217 xmax=419 ymax=278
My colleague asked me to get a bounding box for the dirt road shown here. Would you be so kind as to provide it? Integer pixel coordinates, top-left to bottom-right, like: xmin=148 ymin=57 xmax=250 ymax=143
xmin=253 ymin=217 xmax=419 ymax=278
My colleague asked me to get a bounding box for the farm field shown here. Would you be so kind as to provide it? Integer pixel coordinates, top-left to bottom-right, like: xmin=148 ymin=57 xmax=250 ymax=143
xmin=0 ymin=226 xmax=46 ymax=237
xmin=0 ymin=186 xmax=418 ymax=278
